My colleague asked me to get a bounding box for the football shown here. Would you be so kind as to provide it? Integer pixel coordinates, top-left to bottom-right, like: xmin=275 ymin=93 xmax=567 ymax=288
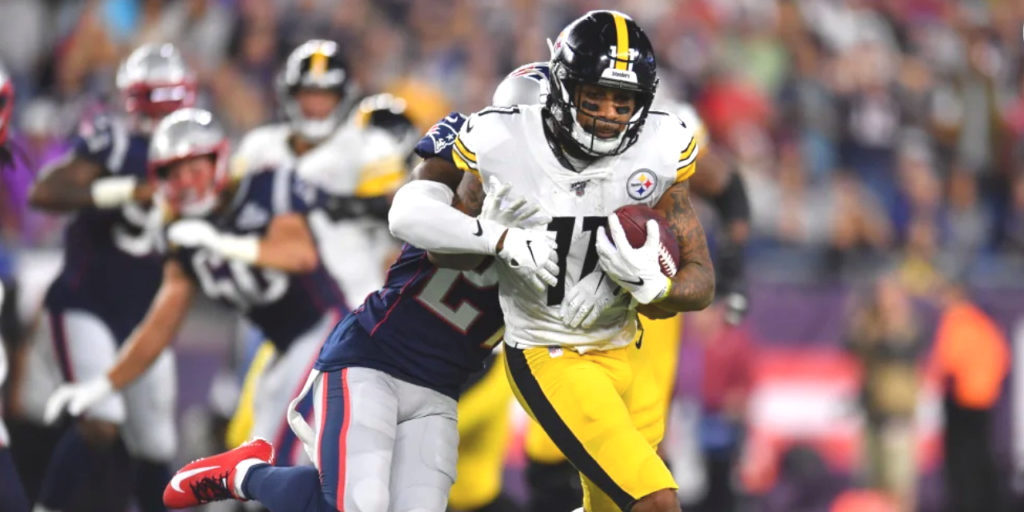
xmin=613 ymin=204 xmax=680 ymax=277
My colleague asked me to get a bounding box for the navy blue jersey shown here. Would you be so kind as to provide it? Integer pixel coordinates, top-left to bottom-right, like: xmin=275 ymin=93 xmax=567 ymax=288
xmin=44 ymin=113 xmax=164 ymax=342
xmin=174 ymin=169 xmax=347 ymax=349
xmin=315 ymin=245 xmax=503 ymax=399
xmin=317 ymin=112 xmax=507 ymax=398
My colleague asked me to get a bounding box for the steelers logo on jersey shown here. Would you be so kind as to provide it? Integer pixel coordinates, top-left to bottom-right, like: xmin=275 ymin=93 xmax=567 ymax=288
xmin=626 ymin=169 xmax=658 ymax=200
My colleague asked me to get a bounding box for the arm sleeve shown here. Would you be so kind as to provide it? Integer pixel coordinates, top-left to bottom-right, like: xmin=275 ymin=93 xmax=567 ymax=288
xmin=388 ymin=179 xmax=503 ymax=255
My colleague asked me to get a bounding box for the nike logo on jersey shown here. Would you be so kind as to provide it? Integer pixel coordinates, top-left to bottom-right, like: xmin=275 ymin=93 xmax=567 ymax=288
xmin=170 ymin=466 xmax=221 ymax=493
xmin=465 ymin=116 xmax=475 ymax=133
xmin=526 ymin=240 xmax=537 ymax=264
xmin=473 ymin=220 xmax=483 ymax=236
xmin=622 ymin=277 xmax=644 ymax=287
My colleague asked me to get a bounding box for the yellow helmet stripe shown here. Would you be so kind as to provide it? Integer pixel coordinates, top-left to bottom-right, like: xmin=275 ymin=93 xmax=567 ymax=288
xmin=310 ymin=46 xmax=328 ymax=77
xmin=612 ymin=13 xmax=630 ymax=71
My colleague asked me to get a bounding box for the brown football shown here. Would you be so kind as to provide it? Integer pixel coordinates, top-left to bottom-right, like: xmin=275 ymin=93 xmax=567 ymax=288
xmin=613 ymin=204 xmax=680 ymax=277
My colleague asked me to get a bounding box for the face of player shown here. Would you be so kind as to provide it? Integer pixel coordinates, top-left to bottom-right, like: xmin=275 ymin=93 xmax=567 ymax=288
xmin=164 ymin=154 xmax=218 ymax=212
xmin=574 ymin=83 xmax=637 ymax=139
xmin=295 ymin=88 xmax=341 ymax=121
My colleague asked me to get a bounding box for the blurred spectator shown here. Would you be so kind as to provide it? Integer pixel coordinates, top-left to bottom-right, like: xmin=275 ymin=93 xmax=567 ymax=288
xmin=830 ymin=489 xmax=900 ymax=512
xmin=1003 ymin=173 xmax=1024 ymax=252
xmin=845 ymin=274 xmax=924 ymax=511
xmin=761 ymin=444 xmax=844 ymax=512
xmin=929 ymin=279 xmax=1010 ymax=512
xmin=688 ymin=303 xmax=754 ymax=512
xmin=139 ymin=0 xmax=235 ymax=75
xmin=0 ymin=98 xmax=69 ymax=247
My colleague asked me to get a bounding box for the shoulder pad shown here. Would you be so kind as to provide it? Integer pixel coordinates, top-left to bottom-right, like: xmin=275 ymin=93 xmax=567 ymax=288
xmin=414 ymin=112 xmax=466 ymax=161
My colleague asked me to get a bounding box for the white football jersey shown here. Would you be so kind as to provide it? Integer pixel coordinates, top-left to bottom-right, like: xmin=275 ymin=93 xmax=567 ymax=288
xmin=453 ymin=104 xmax=698 ymax=352
xmin=231 ymin=99 xmax=407 ymax=307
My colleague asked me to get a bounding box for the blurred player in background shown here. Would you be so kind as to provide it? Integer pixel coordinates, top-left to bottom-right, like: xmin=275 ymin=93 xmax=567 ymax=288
xmin=233 ymin=39 xmax=415 ymax=305
xmin=19 ymin=43 xmax=195 ymax=512
xmin=0 ymin=62 xmax=31 ymax=512
xmin=42 ymin=108 xmax=348 ymax=471
xmin=389 ymin=10 xmax=715 ymax=512
xmin=160 ymin=165 xmax=549 ymax=511
xmin=438 ymin=49 xmax=749 ymax=512
xmin=224 ymin=38 xmax=417 ymax=452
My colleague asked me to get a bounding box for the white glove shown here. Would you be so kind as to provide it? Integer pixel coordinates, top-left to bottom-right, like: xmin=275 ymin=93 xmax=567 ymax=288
xmin=167 ymin=219 xmax=260 ymax=264
xmin=43 ymin=376 xmax=114 ymax=425
xmin=480 ymin=177 xmax=552 ymax=228
xmin=561 ymin=270 xmax=624 ymax=329
xmin=595 ymin=216 xmax=671 ymax=305
xmin=167 ymin=218 xmax=219 ymax=248
xmin=497 ymin=228 xmax=559 ymax=293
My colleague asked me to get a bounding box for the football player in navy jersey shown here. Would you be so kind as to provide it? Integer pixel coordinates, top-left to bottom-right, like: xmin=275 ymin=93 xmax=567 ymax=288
xmin=157 ymin=134 xmax=549 ymax=511
xmin=42 ymin=107 xmax=348 ymax=473
xmin=0 ymin=61 xmax=30 ymax=512
xmin=21 ymin=43 xmax=195 ymax=512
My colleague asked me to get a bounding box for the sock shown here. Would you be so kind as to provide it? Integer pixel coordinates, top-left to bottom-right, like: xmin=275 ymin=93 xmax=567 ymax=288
xmin=36 ymin=427 xmax=93 ymax=509
xmin=0 ymin=448 xmax=29 ymax=512
xmin=243 ymin=464 xmax=337 ymax=512
xmin=134 ymin=459 xmax=171 ymax=512
xmin=526 ymin=459 xmax=583 ymax=512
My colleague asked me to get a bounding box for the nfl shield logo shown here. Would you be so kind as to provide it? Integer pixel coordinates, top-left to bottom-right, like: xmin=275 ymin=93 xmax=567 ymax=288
xmin=570 ymin=181 xmax=588 ymax=196
xmin=626 ymin=169 xmax=658 ymax=200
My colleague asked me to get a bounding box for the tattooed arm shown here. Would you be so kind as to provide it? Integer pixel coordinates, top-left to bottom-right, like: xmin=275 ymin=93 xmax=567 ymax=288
xmin=652 ymin=180 xmax=715 ymax=312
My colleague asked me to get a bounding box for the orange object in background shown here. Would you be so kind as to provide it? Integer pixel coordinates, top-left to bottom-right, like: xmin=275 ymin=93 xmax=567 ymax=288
xmin=830 ymin=489 xmax=900 ymax=512
xmin=931 ymin=300 xmax=1010 ymax=410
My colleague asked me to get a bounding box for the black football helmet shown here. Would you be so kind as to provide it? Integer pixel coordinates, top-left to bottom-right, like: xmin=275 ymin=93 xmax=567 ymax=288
xmin=354 ymin=93 xmax=419 ymax=156
xmin=277 ymin=39 xmax=357 ymax=142
xmin=546 ymin=10 xmax=658 ymax=156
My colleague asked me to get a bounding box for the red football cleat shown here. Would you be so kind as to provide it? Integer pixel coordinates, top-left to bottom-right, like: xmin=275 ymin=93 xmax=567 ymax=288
xmin=163 ymin=438 xmax=275 ymax=509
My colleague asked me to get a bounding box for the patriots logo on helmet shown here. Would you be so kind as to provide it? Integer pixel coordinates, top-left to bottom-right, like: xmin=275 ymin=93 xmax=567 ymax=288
xmin=510 ymin=63 xmax=551 ymax=84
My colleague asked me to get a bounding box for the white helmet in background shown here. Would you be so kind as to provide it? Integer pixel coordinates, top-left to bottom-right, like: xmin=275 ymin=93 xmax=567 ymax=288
xmin=148 ymin=108 xmax=230 ymax=217
xmin=492 ymin=62 xmax=550 ymax=106
xmin=116 ymin=43 xmax=197 ymax=130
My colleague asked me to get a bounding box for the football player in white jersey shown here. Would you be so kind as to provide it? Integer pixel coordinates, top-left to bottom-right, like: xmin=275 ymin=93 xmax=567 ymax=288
xmin=389 ymin=10 xmax=714 ymax=512
xmin=232 ymin=39 xmax=413 ymax=305
xmin=224 ymin=39 xmax=415 ymax=455
xmin=447 ymin=57 xmax=751 ymax=512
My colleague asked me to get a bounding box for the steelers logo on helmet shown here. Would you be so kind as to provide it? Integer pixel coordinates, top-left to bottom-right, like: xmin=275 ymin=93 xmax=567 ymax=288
xmin=626 ymin=169 xmax=658 ymax=200
xmin=277 ymin=39 xmax=358 ymax=143
xmin=545 ymin=10 xmax=658 ymax=157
